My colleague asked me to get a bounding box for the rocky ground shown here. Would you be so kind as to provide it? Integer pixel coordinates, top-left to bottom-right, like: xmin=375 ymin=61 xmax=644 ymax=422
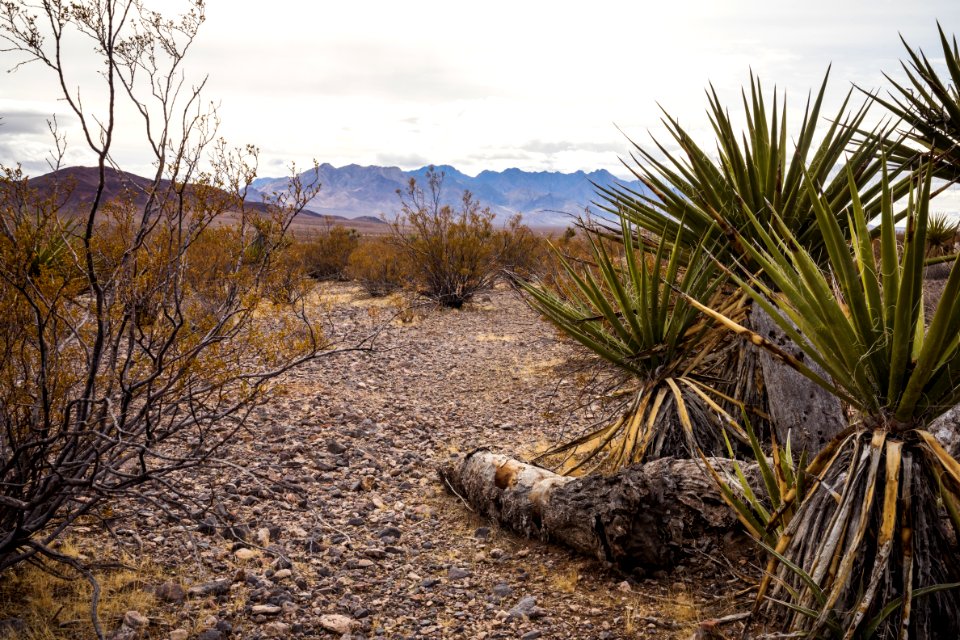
xmin=10 ymin=283 xmax=756 ymax=640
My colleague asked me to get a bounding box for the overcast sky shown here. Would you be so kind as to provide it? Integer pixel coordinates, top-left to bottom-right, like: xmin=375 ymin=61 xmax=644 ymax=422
xmin=2 ymin=0 xmax=960 ymax=194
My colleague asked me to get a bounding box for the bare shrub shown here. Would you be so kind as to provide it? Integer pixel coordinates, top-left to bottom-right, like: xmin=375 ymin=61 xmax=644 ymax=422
xmin=494 ymin=214 xmax=549 ymax=280
xmin=0 ymin=4 xmax=348 ymax=634
xmin=389 ymin=166 xmax=515 ymax=308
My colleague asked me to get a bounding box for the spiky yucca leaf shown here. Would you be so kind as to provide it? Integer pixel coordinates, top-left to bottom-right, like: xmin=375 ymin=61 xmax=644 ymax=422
xmin=520 ymin=220 xmax=745 ymax=472
xmin=868 ymin=24 xmax=960 ymax=181
xmin=689 ymin=164 xmax=960 ymax=638
xmin=925 ymin=212 xmax=959 ymax=257
xmin=597 ymin=72 xmax=907 ymax=267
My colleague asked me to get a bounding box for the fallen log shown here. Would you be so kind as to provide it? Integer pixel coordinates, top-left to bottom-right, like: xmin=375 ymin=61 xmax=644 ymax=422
xmin=439 ymin=449 xmax=759 ymax=571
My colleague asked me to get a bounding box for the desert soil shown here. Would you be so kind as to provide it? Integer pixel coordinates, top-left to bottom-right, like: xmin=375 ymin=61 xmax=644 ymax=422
xmin=29 ymin=283 xmax=755 ymax=640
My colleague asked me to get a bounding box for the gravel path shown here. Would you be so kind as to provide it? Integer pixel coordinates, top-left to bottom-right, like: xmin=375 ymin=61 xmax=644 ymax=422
xmin=86 ymin=283 xmax=752 ymax=639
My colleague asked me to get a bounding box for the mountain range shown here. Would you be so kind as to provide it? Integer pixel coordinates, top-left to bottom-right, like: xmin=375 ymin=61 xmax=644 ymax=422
xmin=250 ymin=164 xmax=641 ymax=226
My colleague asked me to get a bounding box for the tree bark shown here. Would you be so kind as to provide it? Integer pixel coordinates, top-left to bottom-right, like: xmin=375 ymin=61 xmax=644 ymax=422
xmin=748 ymin=305 xmax=846 ymax=455
xmin=438 ymin=449 xmax=758 ymax=571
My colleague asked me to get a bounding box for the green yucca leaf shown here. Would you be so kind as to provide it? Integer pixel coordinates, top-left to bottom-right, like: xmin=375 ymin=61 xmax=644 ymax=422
xmin=598 ymin=70 xmax=905 ymax=270
xmin=703 ymin=156 xmax=960 ymax=426
xmin=519 ymin=218 xmax=743 ymax=469
xmin=867 ymin=25 xmax=960 ymax=181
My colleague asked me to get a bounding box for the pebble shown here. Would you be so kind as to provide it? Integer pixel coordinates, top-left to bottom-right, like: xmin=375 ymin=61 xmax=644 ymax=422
xmin=154 ymin=580 xmax=185 ymax=603
xmin=448 ymin=566 xmax=472 ymax=580
xmin=234 ymin=548 xmax=258 ymax=561
xmin=122 ymin=610 xmax=149 ymax=629
xmin=507 ymin=596 xmax=547 ymax=621
xmin=169 ymin=630 xmax=188 ymax=640
xmin=263 ymin=621 xmax=290 ymax=637
xmin=251 ymin=604 xmax=282 ymax=615
xmin=319 ymin=613 xmax=356 ymax=634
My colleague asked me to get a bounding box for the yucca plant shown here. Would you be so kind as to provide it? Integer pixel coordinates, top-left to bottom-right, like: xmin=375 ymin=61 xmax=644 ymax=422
xmin=868 ymin=24 xmax=960 ymax=182
xmin=925 ymin=212 xmax=959 ymax=258
xmin=702 ymin=414 xmax=808 ymax=549
xmin=595 ymin=72 xmax=904 ymax=265
xmin=520 ymin=218 xmax=748 ymax=474
xmin=689 ymin=163 xmax=960 ymax=638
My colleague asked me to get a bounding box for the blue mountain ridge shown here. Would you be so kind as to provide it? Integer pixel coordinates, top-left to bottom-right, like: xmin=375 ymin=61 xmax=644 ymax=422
xmin=249 ymin=163 xmax=646 ymax=226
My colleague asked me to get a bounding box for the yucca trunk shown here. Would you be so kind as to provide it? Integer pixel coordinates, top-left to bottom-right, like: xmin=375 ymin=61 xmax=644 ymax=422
xmin=743 ymin=304 xmax=846 ymax=454
xmin=762 ymin=427 xmax=960 ymax=638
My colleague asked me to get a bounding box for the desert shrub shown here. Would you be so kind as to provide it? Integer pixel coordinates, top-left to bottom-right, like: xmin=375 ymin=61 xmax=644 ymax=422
xmin=0 ymin=4 xmax=334 ymax=634
xmin=295 ymin=223 xmax=360 ymax=280
xmin=346 ymin=236 xmax=408 ymax=296
xmin=494 ymin=214 xmax=550 ymax=279
xmin=389 ymin=167 xmax=503 ymax=308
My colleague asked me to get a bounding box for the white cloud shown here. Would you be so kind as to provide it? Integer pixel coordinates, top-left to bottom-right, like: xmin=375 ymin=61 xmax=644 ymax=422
xmin=0 ymin=0 xmax=958 ymax=205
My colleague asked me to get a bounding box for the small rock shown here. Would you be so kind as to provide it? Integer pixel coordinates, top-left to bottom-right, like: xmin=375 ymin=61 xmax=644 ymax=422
xmin=251 ymin=604 xmax=282 ymax=615
xmin=378 ymin=526 xmax=402 ymax=539
xmin=474 ymin=526 xmax=491 ymax=540
xmin=447 ymin=567 xmax=471 ymax=580
xmin=507 ymin=596 xmax=547 ymax=621
xmin=327 ymin=440 xmax=348 ymax=455
xmin=521 ymin=631 xmax=543 ymax=640
xmin=273 ymin=569 xmax=292 ymax=580
xmin=123 ymin=610 xmax=149 ymax=629
xmin=319 ymin=613 xmax=356 ymax=634
xmin=154 ymin=580 xmax=186 ymax=603
xmin=169 ymin=630 xmax=189 ymax=640
xmin=263 ymin=621 xmax=290 ymax=637
xmin=618 ymin=580 xmax=632 ymax=592
xmin=197 ymin=631 xmax=221 ymax=640
xmin=492 ymin=583 xmax=513 ymax=598
xmin=234 ymin=548 xmax=258 ymax=561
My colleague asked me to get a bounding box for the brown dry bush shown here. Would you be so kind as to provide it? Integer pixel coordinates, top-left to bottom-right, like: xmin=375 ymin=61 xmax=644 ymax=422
xmin=346 ymin=237 xmax=409 ymax=297
xmin=0 ymin=5 xmax=350 ymax=637
xmin=389 ymin=167 xmax=540 ymax=307
xmin=494 ymin=214 xmax=550 ymax=280
xmin=293 ymin=223 xmax=360 ymax=281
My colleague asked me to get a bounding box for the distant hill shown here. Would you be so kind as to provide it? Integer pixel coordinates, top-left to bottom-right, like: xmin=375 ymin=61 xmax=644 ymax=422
xmin=10 ymin=166 xmax=385 ymax=231
xmin=250 ymin=163 xmax=644 ymax=226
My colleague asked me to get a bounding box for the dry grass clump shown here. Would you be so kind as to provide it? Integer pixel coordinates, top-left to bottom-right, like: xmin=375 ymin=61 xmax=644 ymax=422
xmin=0 ymin=538 xmax=168 ymax=640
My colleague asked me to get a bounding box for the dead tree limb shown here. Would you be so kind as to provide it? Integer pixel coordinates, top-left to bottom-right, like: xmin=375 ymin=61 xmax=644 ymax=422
xmin=439 ymin=449 xmax=759 ymax=571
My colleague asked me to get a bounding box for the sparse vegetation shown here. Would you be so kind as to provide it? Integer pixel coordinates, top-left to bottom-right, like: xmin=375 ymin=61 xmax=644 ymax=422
xmin=5 ymin=2 xmax=960 ymax=639
xmin=292 ymin=222 xmax=360 ymax=281
xmin=521 ymin=220 xmax=748 ymax=471
xmin=926 ymin=211 xmax=959 ymax=256
xmin=346 ymin=236 xmax=409 ymax=297
xmin=0 ymin=4 xmax=336 ymax=636
xmin=388 ymin=166 xmax=528 ymax=308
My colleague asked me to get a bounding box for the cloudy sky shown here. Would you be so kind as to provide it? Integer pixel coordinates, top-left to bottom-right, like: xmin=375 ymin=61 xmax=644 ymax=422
xmin=2 ymin=0 xmax=960 ymax=191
